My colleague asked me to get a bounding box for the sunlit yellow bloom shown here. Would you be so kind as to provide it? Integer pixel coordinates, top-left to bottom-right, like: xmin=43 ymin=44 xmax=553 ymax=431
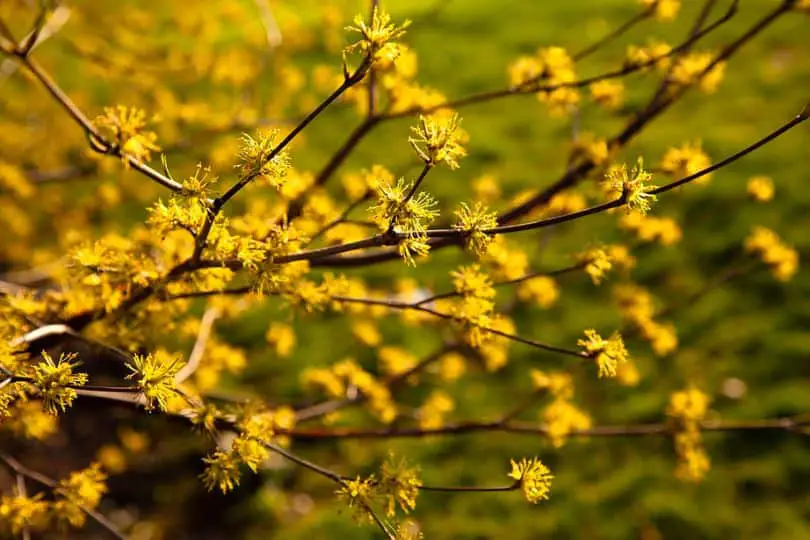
xmin=508 ymin=457 xmax=553 ymax=503
xmin=409 ymin=113 xmax=467 ymax=169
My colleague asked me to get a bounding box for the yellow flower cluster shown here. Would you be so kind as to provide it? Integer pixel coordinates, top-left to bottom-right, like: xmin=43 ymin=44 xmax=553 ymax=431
xmin=667 ymin=387 xmax=711 ymax=482
xmin=454 ymin=201 xmax=499 ymax=257
xmin=482 ymin=236 xmax=530 ymax=281
xmin=659 ymin=141 xmax=712 ymax=180
xmin=619 ymin=211 xmax=682 ymax=245
xmin=613 ymin=284 xmax=678 ymax=356
xmin=577 ymin=329 xmax=629 ymax=378
xmin=53 ymin=463 xmax=108 ymax=528
xmin=93 ymin=105 xmax=160 ymax=165
xmin=531 ymin=370 xmax=592 ymax=447
xmin=30 ymin=352 xmax=88 ymax=415
xmin=379 ymin=453 xmax=422 ymax=517
xmin=571 ymin=132 xmax=611 ymax=166
xmin=625 ymin=40 xmax=672 ymax=72
xmin=202 ymin=405 xmax=297 ymax=493
xmin=0 ymin=463 xmax=107 ymax=537
xmin=640 ymin=0 xmax=681 ymax=21
xmin=669 ymin=52 xmax=726 ymax=94
xmin=266 ymin=322 xmax=296 ymax=358
xmin=125 ymin=350 xmax=182 ymax=412
xmin=369 ymin=177 xmax=439 ymax=265
xmin=508 ymin=46 xmax=579 ymax=116
xmin=577 ymin=246 xmax=613 ymax=285
xmin=335 ymin=475 xmax=378 ymax=523
xmin=303 ymin=359 xmax=397 ymax=423
xmin=589 ymin=80 xmax=625 ymax=110
xmin=603 ymin=158 xmax=657 ymax=214
xmin=746 ymin=175 xmax=775 ymax=202
xmin=409 ymin=113 xmax=467 ymax=170
xmin=235 ymin=129 xmax=292 ymax=188
xmin=745 ymin=227 xmax=799 ymax=282
xmin=517 ymin=276 xmax=560 ymax=309
xmin=448 ymin=265 xmax=512 ymax=352
xmin=417 ymin=390 xmax=454 ymax=429
xmin=508 ymin=457 xmax=553 ymax=503
xmin=344 ymin=5 xmax=410 ymax=65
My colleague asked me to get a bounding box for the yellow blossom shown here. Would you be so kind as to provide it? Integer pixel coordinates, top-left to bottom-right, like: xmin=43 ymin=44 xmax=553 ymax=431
xmin=236 ymin=130 xmax=291 ymax=189
xmin=266 ymin=322 xmax=296 ymax=357
xmin=454 ymin=201 xmax=498 ymax=256
xmin=640 ymin=0 xmax=680 ymax=20
xmin=659 ymin=141 xmax=711 ymax=180
xmin=577 ymin=246 xmax=613 ymax=285
xmin=409 ymin=113 xmax=467 ymax=169
xmin=31 ymin=351 xmax=88 ymax=415
xmin=507 ymin=457 xmax=553 ymax=503
xmin=125 ymin=350 xmax=182 ymax=412
xmin=745 ymin=226 xmax=799 ymax=282
xmin=603 ymin=158 xmax=657 ymax=214
xmin=201 ymin=450 xmax=241 ymax=493
xmin=379 ymin=453 xmax=422 ymax=517
xmin=578 ymin=329 xmax=629 ymax=378
xmin=517 ymin=276 xmax=559 ymax=308
xmin=418 ymin=390 xmax=454 ymax=429
xmin=747 ymin=175 xmax=774 ymax=202
xmin=344 ymin=5 xmax=411 ymax=64
xmin=93 ymin=105 xmax=160 ymax=165
xmin=543 ymin=398 xmax=591 ymax=447
xmin=589 ymin=79 xmax=624 ymax=110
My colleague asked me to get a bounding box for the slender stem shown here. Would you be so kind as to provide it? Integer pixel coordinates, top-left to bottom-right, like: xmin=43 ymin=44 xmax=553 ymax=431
xmin=380 ymin=1 xmax=737 ymax=120
xmin=0 ymin=454 xmax=127 ymax=540
xmin=573 ymin=6 xmax=653 ymax=61
xmin=13 ymin=55 xmax=183 ymax=193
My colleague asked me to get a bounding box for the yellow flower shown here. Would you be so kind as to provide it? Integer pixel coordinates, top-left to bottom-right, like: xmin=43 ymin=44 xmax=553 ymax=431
xmin=201 ymin=450 xmax=241 ymax=493
xmin=640 ymin=0 xmax=680 ymax=21
xmin=344 ymin=5 xmax=411 ymax=64
xmin=53 ymin=463 xmax=108 ymax=527
xmin=266 ymin=322 xmax=296 ymax=357
xmin=578 ymin=329 xmax=629 ymax=378
xmin=508 ymin=457 xmax=553 ymax=503
xmin=451 ymin=264 xmax=496 ymax=299
xmin=659 ymin=141 xmax=712 ymax=180
xmin=472 ymin=174 xmax=502 ymax=203
xmin=745 ymin=226 xmax=799 ymax=282
xmin=454 ymin=201 xmax=498 ymax=256
xmin=236 ymin=130 xmax=292 ymax=188
xmin=572 ymin=132 xmax=611 ymax=165
xmin=409 ymin=113 xmax=467 ymax=169
xmin=93 ymin=105 xmax=160 ymax=165
xmin=31 ymin=351 xmax=88 ymax=415
xmin=517 ymin=276 xmax=559 ymax=309
xmin=625 ymin=41 xmax=672 ymax=72
xmin=670 ymin=52 xmax=726 ymax=93
xmin=125 ymin=350 xmax=182 ymax=412
xmin=667 ymin=387 xmax=710 ymax=422
xmin=589 ymin=80 xmax=624 ymax=110
xmin=577 ymin=246 xmax=613 ymax=285
xmin=379 ymin=454 xmax=422 ymax=517
xmin=543 ymin=398 xmax=591 ymax=447
xmin=335 ymin=476 xmax=378 ymax=523
xmin=747 ymin=175 xmax=774 ymax=202
xmin=603 ymin=158 xmax=657 ymax=214
xmin=417 ymin=390 xmax=454 ymax=429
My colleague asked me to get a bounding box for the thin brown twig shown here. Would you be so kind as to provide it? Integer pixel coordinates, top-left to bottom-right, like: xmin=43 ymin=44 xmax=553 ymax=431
xmin=0 ymin=454 xmax=127 ymax=540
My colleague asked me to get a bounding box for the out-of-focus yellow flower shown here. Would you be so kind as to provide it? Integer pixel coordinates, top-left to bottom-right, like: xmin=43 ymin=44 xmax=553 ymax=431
xmin=747 ymin=175 xmax=774 ymax=202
